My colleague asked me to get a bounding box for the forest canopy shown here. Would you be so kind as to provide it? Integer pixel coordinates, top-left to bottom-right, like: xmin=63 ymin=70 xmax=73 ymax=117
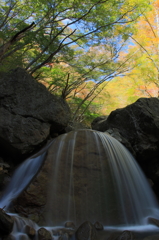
xmin=0 ymin=0 xmax=153 ymax=123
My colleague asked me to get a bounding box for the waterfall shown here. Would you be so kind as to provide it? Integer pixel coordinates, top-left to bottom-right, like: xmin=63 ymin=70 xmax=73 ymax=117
xmin=0 ymin=141 xmax=53 ymax=209
xmin=0 ymin=129 xmax=159 ymax=229
xmin=43 ymin=129 xmax=159 ymax=226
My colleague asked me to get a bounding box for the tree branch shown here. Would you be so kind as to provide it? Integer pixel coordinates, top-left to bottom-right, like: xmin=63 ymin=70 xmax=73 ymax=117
xmin=0 ymin=22 xmax=35 ymax=61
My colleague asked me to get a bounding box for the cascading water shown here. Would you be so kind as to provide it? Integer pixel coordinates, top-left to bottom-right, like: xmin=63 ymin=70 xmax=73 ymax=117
xmin=0 ymin=152 xmax=46 ymax=209
xmin=0 ymin=129 xmax=159 ymax=238
xmin=43 ymin=129 xmax=159 ymax=227
xmin=0 ymin=140 xmax=53 ymax=209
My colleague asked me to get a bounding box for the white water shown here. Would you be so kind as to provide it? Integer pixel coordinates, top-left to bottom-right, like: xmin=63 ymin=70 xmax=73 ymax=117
xmin=0 ymin=151 xmax=46 ymax=209
xmin=96 ymin=131 xmax=159 ymax=225
xmin=0 ymin=129 xmax=159 ymax=237
xmin=43 ymin=130 xmax=159 ymax=227
xmin=0 ymin=140 xmax=54 ymax=209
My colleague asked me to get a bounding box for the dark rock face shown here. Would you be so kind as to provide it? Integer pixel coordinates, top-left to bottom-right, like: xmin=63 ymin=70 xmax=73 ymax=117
xmin=38 ymin=227 xmax=52 ymax=240
xmin=92 ymin=98 xmax=159 ymax=160
xmin=94 ymin=221 xmax=103 ymax=231
xmin=24 ymin=225 xmax=36 ymax=239
xmin=107 ymin=231 xmax=135 ymax=240
xmin=0 ymin=209 xmax=14 ymax=236
xmin=148 ymin=217 xmax=159 ymax=227
xmin=116 ymin=230 xmax=134 ymax=240
xmin=91 ymin=98 xmax=159 ymax=195
xmin=64 ymin=221 xmax=76 ymax=229
xmin=91 ymin=116 xmax=108 ymax=131
xmin=75 ymin=221 xmax=97 ymax=240
xmin=0 ymin=68 xmax=70 ymax=161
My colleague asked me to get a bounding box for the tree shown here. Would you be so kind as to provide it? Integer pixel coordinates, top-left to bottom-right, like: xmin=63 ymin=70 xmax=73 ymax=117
xmin=122 ymin=0 xmax=159 ymax=97
xmin=0 ymin=0 xmax=150 ymax=72
xmin=0 ymin=0 xmax=151 ymax=123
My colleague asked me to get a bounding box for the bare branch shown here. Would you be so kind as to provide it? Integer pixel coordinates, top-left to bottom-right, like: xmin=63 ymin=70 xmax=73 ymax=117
xmin=130 ymin=35 xmax=159 ymax=72
xmin=27 ymin=0 xmax=137 ymax=74
xmin=29 ymin=28 xmax=77 ymax=74
xmin=61 ymin=73 xmax=70 ymax=99
xmin=0 ymin=22 xmax=35 ymax=61
xmin=26 ymin=0 xmax=107 ymax=71
xmin=0 ymin=1 xmax=17 ymax=29
xmin=143 ymin=12 xmax=157 ymax=38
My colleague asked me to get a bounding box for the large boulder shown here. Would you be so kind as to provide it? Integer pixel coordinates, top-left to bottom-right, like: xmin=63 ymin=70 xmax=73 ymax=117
xmin=91 ymin=98 xmax=159 ymax=194
xmin=0 ymin=68 xmax=70 ymax=162
xmin=38 ymin=227 xmax=52 ymax=240
xmin=75 ymin=221 xmax=97 ymax=240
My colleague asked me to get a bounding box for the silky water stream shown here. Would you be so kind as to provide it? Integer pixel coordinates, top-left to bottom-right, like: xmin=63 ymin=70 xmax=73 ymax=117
xmin=1 ymin=129 xmax=159 ymax=239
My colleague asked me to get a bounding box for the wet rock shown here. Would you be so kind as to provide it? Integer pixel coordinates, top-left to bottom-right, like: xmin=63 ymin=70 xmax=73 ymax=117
xmin=107 ymin=231 xmax=135 ymax=240
xmin=2 ymin=235 xmax=15 ymax=240
xmin=94 ymin=221 xmax=103 ymax=230
xmin=144 ymin=234 xmax=159 ymax=240
xmin=0 ymin=209 xmax=14 ymax=236
xmin=148 ymin=178 xmax=154 ymax=187
xmin=24 ymin=225 xmax=36 ymax=239
xmin=148 ymin=217 xmax=159 ymax=227
xmin=105 ymin=128 xmax=135 ymax=155
xmin=107 ymin=232 xmax=119 ymax=240
xmin=0 ymin=162 xmax=10 ymax=171
xmin=0 ymin=67 xmax=71 ymax=163
xmin=75 ymin=221 xmax=97 ymax=240
xmin=91 ymin=116 xmax=108 ymax=131
xmin=65 ymin=221 xmax=76 ymax=229
xmin=38 ymin=227 xmax=52 ymax=240
xmin=0 ymin=161 xmax=10 ymax=191
xmin=58 ymin=232 xmax=70 ymax=240
xmin=65 ymin=122 xmax=90 ymax=132
xmin=116 ymin=230 xmax=135 ymax=240
xmin=56 ymin=228 xmax=74 ymax=238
